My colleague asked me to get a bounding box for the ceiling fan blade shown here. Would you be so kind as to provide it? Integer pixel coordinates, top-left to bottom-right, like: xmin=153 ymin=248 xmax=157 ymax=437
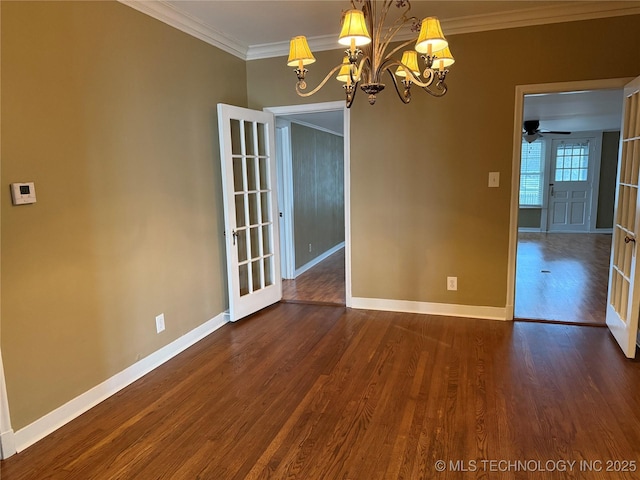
xmin=541 ymin=130 xmax=571 ymax=135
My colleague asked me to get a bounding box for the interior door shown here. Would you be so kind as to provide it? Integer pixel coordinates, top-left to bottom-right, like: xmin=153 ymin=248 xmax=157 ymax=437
xmin=606 ymin=75 xmax=640 ymax=358
xmin=547 ymin=138 xmax=594 ymax=232
xmin=217 ymin=104 xmax=282 ymax=321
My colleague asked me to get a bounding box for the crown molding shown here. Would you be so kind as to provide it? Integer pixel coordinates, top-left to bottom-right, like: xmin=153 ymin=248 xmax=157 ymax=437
xmin=247 ymin=34 xmax=339 ymax=62
xmin=441 ymin=1 xmax=640 ymax=36
xmin=118 ymin=0 xmax=248 ymax=59
xmin=247 ymin=1 xmax=640 ymax=60
xmin=119 ymin=1 xmax=640 ymax=62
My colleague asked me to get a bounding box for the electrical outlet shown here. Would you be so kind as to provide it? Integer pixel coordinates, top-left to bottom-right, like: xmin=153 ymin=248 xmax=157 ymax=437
xmin=155 ymin=313 xmax=165 ymax=333
xmin=308 ymin=243 xmax=312 ymax=253
xmin=447 ymin=277 xmax=457 ymax=291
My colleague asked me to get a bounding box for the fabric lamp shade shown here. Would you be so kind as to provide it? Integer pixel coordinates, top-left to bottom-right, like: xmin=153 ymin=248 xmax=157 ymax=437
xmin=336 ymin=57 xmax=352 ymax=83
xmin=287 ymin=36 xmax=316 ymax=67
xmin=395 ymin=50 xmax=420 ymax=77
xmin=415 ymin=17 xmax=448 ymax=54
xmin=432 ymin=46 xmax=455 ymax=69
xmin=338 ymin=10 xmax=371 ymax=46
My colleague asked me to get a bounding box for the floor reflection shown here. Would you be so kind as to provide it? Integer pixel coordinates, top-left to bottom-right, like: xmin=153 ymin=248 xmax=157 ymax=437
xmin=515 ymin=233 xmax=611 ymax=324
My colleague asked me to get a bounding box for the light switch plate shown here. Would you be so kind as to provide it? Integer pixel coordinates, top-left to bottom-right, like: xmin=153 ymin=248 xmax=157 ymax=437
xmin=488 ymin=172 xmax=500 ymax=188
xmin=10 ymin=182 xmax=36 ymax=205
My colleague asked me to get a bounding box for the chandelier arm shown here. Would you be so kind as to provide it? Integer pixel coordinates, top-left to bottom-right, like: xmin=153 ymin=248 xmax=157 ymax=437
xmin=345 ymin=85 xmax=358 ymax=108
xmin=386 ymin=68 xmax=412 ymax=104
xmin=382 ymin=11 xmax=418 ymax=47
xmin=383 ymin=37 xmax=418 ymax=63
xmin=294 ymin=63 xmax=347 ymax=97
xmin=356 ymin=54 xmax=372 ymax=85
xmin=373 ymin=1 xmax=388 ymax=70
xmin=421 ymin=80 xmax=448 ymax=97
xmin=379 ymin=60 xmax=435 ymax=89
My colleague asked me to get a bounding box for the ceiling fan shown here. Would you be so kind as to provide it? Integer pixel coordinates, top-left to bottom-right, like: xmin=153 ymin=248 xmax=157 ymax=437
xmin=523 ymin=120 xmax=571 ymax=143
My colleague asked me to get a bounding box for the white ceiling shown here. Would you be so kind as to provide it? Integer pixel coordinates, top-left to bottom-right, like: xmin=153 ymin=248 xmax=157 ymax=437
xmin=123 ymin=1 xmax=640 ymax=59
xmin=524 ymin=89 xmax=623 ymax=133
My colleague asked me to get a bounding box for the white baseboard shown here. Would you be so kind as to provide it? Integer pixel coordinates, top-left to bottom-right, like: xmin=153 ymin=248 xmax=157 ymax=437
xmin=351 ymin=297 xmax=509 ymax=321
xmin=0 ymin=429 xmax=16 ymax=459
xmin=294 ymin=242 xmax=345 ymax=278
xmin=0 ymin=350 xmax=17 ymax=459
xmin=518 ymin=227 xmax=542 ymax=233
xmin=10 ymin=312 xmax=228 ymax=455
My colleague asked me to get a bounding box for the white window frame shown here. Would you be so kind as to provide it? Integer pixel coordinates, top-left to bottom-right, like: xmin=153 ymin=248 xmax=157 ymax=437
xmin=519 ymin=139 xmax=546 ymax=208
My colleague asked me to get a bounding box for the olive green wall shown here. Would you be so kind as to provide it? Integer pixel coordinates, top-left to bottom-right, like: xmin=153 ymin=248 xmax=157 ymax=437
xmin=1 ymin=1 xmax=246 ymax=430
xmin=248 ymin=15 xmax=640 ymax=307
xmin=2 ymin=0 xmax=639 ymax=438
xmin=290 ymin=123 xmax=345 ymax=269
xmin=597 ymin=131 xmax=621 ymax=229
xmin=518 ymin=209 xmax=542 ymax=229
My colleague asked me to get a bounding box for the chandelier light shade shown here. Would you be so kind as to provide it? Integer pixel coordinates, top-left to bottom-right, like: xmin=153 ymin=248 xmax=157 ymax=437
xmin=336 ymin=56 xmax=354 ymax=83
xmin=338 ymin=10 xmax=372 ymax=47
xmin=395 ymin=50 xmax=420 ymax=77
xmin=287 ymin=36 xmax=316 ymax=67
xmin=415 ymin=16 xmax=448 ymax=54
xmin=287 ymin=0 xmax=455 ymax=107
xmin=431 ymin=45 xmax=455 ymax=70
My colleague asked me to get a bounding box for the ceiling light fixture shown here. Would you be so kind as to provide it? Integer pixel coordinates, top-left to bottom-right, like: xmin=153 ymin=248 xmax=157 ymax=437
xmin=287 ymin=0 xmax=455 ymax=107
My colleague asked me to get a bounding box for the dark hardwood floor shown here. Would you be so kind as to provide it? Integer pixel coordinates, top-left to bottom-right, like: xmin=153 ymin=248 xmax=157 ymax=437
xmin=282 ymin=247 xmax=345 ymax=305
xmin=515 ymin=233 xmax=612 ymax=325
xmin=3 ymin=302 xmax=640 ymax=479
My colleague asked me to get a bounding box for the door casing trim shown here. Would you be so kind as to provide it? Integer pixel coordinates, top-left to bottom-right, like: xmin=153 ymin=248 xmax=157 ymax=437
xmin=507 ymin=77 xmax=634 ymax=319
xmin=265 ymin=101 xmax=352 ymax=307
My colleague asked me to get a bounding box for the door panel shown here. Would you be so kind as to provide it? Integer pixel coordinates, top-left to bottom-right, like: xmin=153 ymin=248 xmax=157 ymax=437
xmin=548 ymin=138 xmax=594 ymax=232
xmin=218 ymin=104 xmax=282 ymax=322
xmin=606 ymin=75 xmax=640 ymax=358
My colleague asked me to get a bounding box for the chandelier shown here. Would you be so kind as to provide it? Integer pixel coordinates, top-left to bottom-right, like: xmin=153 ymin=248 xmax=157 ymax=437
xmin=287 ymin=0 xmax=455 ymax=107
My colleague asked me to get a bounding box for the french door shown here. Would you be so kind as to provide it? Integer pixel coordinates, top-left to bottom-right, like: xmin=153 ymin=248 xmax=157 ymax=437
xmin=217 ymin=104 xmax=282 ymax=321
xmin=606 ymin=75 xmax=640 ymax=358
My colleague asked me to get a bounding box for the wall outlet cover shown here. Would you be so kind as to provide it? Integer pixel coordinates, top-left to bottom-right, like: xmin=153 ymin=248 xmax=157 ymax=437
xmin=155 ymin=313 xmax=165 ymax=333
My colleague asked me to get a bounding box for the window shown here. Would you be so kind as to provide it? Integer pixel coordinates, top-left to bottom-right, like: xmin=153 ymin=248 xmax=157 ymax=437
xmin=554 ymin=141 xmax=589 ymax=182
xmin=520 ymin=140 xmax=544 ymax=207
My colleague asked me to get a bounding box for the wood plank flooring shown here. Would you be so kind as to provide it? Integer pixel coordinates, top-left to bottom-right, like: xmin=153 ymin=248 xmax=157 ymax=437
xmin=3 ymin=303 xmax=640 ymax=479
xmin=515 ymin=233 xmax=612 ymax=325
xmin=282 ymin=247 xmax=345 ymax=305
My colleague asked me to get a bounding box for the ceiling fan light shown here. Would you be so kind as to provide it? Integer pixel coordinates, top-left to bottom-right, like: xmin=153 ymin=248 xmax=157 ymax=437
xmin=415 ymin=17 xmax=448 ymax=54
xmin=287 ymin=36 xmax=316 ymax=67
xmin=395 ymin=50 xmax=421 ymax=77
xmin=524 ymin=132 xmax=541 ymax=143
xmin=338 ymin=10 xmax=371 ymax=47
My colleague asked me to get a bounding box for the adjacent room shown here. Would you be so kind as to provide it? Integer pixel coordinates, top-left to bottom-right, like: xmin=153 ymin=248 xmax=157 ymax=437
xmin=515 ymin=89 xmax=622 ymax=325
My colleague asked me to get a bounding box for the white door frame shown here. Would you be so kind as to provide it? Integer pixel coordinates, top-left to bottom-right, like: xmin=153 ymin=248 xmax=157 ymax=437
xmin=507 ymin=78 xmax=633 ymax=319
xmin=264 ymin=101 xmax=352 ymax=307
xmin=275 ymin=119 xmax=295 ymax=279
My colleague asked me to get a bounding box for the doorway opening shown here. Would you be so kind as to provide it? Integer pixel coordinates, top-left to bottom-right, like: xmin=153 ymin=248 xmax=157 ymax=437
xmin=508 ymin=79 xmax=630 ymax=325
xmin=265 ymin=102 xmax=350 ymax=307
